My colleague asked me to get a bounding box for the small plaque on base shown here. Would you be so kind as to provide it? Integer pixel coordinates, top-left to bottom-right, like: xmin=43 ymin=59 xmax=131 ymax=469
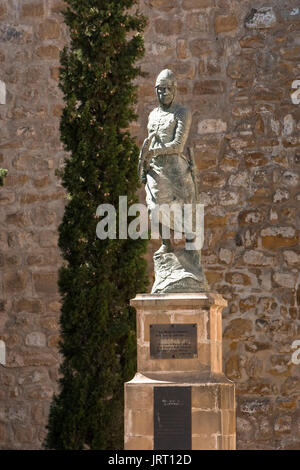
xmin=154 ymin=386 xmax=191 ymax=450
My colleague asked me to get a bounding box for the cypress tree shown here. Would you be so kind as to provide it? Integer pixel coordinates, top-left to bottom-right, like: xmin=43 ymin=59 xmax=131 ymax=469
xmin=45 ymin=0 xmax=148 ymax=450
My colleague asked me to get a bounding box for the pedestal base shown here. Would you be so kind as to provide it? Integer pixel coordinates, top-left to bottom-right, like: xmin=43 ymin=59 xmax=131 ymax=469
xmin=124 ymin=373 xmax=235 ymax=450
xmin=124 ymin=293 xmax=236 ymax=450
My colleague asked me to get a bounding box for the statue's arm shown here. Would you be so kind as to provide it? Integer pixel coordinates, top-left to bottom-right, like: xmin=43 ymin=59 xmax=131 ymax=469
xmin=151 ymin=107 xmax=192 ymax=156
xmin=138 ymin=111 xmax=158 ymax=183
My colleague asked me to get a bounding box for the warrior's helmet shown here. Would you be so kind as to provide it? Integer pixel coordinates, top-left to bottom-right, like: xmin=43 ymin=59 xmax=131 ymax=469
xmin=155 ymin=69 xmax=177 ymax=89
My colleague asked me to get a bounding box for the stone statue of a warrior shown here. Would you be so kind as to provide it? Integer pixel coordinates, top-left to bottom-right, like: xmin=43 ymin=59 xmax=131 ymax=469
xmin=139 ymin=69 xmax=208 ymax=293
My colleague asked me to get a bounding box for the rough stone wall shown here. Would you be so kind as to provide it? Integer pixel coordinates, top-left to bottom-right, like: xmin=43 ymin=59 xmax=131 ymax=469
xmin=0 ymin=0 xmax=299 ymax=450
xmin=0 ymin=0 xmax=67 ymax=449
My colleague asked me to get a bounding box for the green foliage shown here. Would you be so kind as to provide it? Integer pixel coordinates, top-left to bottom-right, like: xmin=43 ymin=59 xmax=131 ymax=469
xmin=45 ymin=0 xmax=148 ymax=450
xmin=0 ymin=168 xmax=7 ymax=186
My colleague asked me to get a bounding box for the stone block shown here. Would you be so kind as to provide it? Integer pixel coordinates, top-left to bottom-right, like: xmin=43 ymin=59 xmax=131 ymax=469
xmin=0 ymin=190 xmax=15 ymax=205
xmin=194 ymin=80 xmax=225 ymax=95
xmin=0 ymin=3 xmax=7 ymax=18
xmin=51 ymin=1 xmax=67 ymax=14
xmin=13 ymin=298 xmax=42 ymax=313
xmin=280 ymin=46 xmax=300 ymax=61
xmin=33 ymin=272 xmax=58 ymax=295
xmin=4 ymin=174 xmax=29 ymax=187
xmin=222 ymin=410 xmax=236 ymax=435
xmin=21 ymin=3 xmax=45 ymax=18
xmin=25 ymin=332 xmax=46 ymax=347
xmin=23 ymin=352 xmax=57 ymax=367
xmin=192 ymin=434 xmax=218 ymax=450
xmin=215 ymin=15 xmax=238 ymax=33
xmin=249 ymin=188 xmax=272 ymax=204
xmin=221 ymin=385 xmax=235 ymax=410
xmin=50 ymin=66 xmax=60 ymax=80
xmin=32 ymin=176 xmax=51 ymax=189
xmin=243 ymin=250 xmax=274 ymax=266
xmin=37 ymin=20 xmax=61 ymax=39
xmin=4 ymin=271 xmax=29 ymax=293
xmin=202 ymin=172 xmax=225 ymax=188
xmin=176 ymin=39 xmax=188 ymax=59
xmin=223 ymin=319 xmax=252 ymax=339
xmin=0 ymin=79 xmax=5 ymax=104
xmin=194 ymin=148 xmax=217 ymax=170
xmin=205 ymin=213 xmax=228 ymax=228
xmin=149 ymin=0 xmax=175 ymax=11
xmin=25 ymin=385 xmax=53 ymax=400
xmin=211 ymin=341 xmax=222 ymax=374
xmin=186 ymin=12 xmax=209 ymax=33
xmin=138 ymin=85 xmax=154 ymax=100
xmin=39 ymin=231 xmax=58 ymax=248
xmin=225 ymin=272 xmax=251 ymax=286
xmin=182 ymin=0 xmax=214 ymax=8
xmin=125 ymin=436 xmax=153 ymax=450
xmin=197 ymin=343 xmax=211 ymax=368
xmin=47 ymin=335 xmax=60 ymax=348
xmin=0 ymin=340 xmax=5 ymax=366
xmin=274 ymin=416 xmax=292 ymax=436
xmin=252 ymin=86 xmax=283 ymax=102
xmin=154 ymin=18 xmax=182 ymax=36
xmin=219 ymin=248 xmax=232 ymax=265
xmin=239 ymin=210 xmax=264 ymax=226
xmin=283 ymin=250 xmax=300 ymax=266
xmin=227 ymin=55 xmax=255 ymax=79
xmin=218 ymin=434 xmax=236 ymax=450
xmin=232 ymin=105 xmax=254 ymax=118
xmin=0 ymin=422 xmax=6 ymax=441
xmin=192 ymin=410 xmax=221 ymax=434
xmin=244 ymin=152 xmax=267 ymax=168
xmin=240 ymin=35 xmax=264 ymax=48
xmin=125 ymin=385 xmax=153 ymax=410
xmin=245 ymin=7 xmax=277 ymax=29
xmin=282 ymin=8 xmax=300 ymax=22
xmin=261 ymin=226 xmax=298 ymax=250
xmin=192 ymin=385 xmax=219 ymax=410
xmin=130 ymin=410 xmax=153 ymax=436
xmin=36 ymin=46 xmax=60 ymax=60
xmin=168 ymin=61 xmax=195 ymax=80
xmin=198 ymin=119 xmax=227 ymax=134
xmin=189 ymin=38 xmax=212 ymax=56
xmin=31 ymin=403 xmax=44 ymax=425
xmin=40 ymin=316 xmax=59 ymax=331
xmin=273 ymin=272 xmax=296 ymax=289
xmin=14 ymin=424 xmax=33 ymax=443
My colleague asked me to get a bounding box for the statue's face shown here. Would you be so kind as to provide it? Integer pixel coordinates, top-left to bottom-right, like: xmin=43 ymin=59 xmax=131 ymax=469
xmin=156 ymin=79 xmax=175 ymax=108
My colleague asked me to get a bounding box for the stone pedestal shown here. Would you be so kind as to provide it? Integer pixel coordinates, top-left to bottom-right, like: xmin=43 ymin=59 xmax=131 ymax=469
xmin=124 ymin=293 xmax=236 ymax=450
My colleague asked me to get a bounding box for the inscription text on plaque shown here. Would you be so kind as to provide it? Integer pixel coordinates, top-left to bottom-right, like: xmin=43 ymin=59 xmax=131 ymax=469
xmin=150 ymin=324 xmax=197 ymax=359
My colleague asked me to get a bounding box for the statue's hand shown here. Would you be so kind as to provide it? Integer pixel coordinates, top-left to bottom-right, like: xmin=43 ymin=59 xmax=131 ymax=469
xmin=141 ymin=168 xmax=147 ymax=184
xmin=143 ymin=131 xmax=159 ymax=148
xmin=144 ymin=148 xmax=156 ymax=160
xmin=138 ymin=157 xmax=147 ymax=184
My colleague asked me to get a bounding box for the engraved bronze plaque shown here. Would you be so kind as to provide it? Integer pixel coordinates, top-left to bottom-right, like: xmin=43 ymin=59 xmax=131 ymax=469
xmin=154 ymin=386 xmax=191 ymax=450
xmin=150 ymin=324 xmax=197 ymax=359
